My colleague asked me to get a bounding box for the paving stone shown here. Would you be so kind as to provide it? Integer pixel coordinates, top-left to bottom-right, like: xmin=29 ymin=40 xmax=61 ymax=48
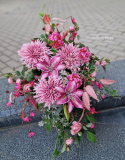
xmin=0 ymin=62 xmax=6 ymax=69
xmin=0 ymin=55 xmax=10 ymax=62
xmin=112 ymin=50 xmax=125 ymax=57
xmin=0 ymin=0 xmax=125 ymax=76
xmin=7 ymin=60 xmax=20 ymax=68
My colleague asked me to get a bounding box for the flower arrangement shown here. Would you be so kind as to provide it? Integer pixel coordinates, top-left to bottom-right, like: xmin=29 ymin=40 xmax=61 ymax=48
xmin=5 ymin=12 xmax=117 ymax=159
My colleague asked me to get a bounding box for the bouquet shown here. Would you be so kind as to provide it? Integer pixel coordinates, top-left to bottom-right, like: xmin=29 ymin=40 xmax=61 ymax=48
xmin=5 ymin=12 xmax=117 ymax=159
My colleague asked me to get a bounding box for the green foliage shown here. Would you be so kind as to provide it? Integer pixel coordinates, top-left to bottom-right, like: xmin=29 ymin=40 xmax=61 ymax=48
xmin=4 ymin=73 xmax=12 ymax=78
xmin=46 ymin=122 xmax=51 ymax=132
xmin=63 ymin=104 xmax=70 ymax=121
xmin=16 ymin=71 xmax=21 ymax=76
xmin=87 ymin=114 xmax=96 ymax=122
xmin=87 ymin=131 xmax=96 ymax=143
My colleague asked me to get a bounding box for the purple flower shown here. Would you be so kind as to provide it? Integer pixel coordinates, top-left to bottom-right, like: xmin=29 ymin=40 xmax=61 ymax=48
xmin=56 ymin=81 xmax=83 ymax=113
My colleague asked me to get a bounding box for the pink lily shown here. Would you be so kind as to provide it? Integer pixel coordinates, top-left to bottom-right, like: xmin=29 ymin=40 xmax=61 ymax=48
xmin=36 ymin=55 xmax=65 ymax=79
xmin=56 ymin=81 xmax=83 ymax=113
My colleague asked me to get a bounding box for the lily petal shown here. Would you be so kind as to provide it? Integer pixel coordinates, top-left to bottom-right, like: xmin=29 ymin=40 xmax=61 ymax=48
xmin=55 ymin=87 xmax=65 ymax=93
xmin=41 ymin=72 xmax=49 ymax=79
xmin=70 ymin=95 xmax=83 ymax=109
xmin=68 ymin=101 xmax=74 ymax=113
xmin=100 ymin=79 xmax=117 ymax=85
xmin=66 ymin=81 xmax=77 ymax=93
xmin=36 ymin=62 xmax=49 ymax=71
xmin=50 ymin=56 xmax=60 ymax=69
xmin=82 ymin=92 xmax=90 ymax=110
xmin=56 ymin=64 xmax=65 ymax=71
xmin=74 ymin=90 xmax=83 ymax=97
xmin=56 ymin=94 xmax=68 ymax=105
xmin=86 ymin=85 xmax=98 ymax=101
xmin=50 ymin=70 xmax=58 ymax=78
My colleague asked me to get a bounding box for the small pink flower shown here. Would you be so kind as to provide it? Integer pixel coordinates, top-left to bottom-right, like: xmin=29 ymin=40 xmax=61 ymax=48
xmin=101 ymin=60 xmax=106 ymax=66
xmin=48 ymin=32 xmax=64 ymax=49
xmin=91 ymin=72 xmax=96 ymax=77
xmin=70 ymin=36 xmax=74 ymax=41
xmin=78 ymin=47 xmax=91 ymax=63
xmin=70 ymin=121 xmax=82 ymax=135
xmin=29 ymin=131 xmax=35 ymax=138
xmin=16 ymin=78 xmax=21 ymax=84
xmin=68 ymin=73 xmax=82 ymax=88
xmin=23 ymin=83 xmax=31 ymax=92
xmin=23 ymin=116 xmax=31 ymax=123
xmin=73 ymin=32 xmax=77 ymax=37
xmin=6 ymin=102 xmax=12 ymax=106
xmin=98 ymin=83 xmax=103 ymax=89
xmin=69 ymin=26 xmax=75 ymax=31
xmin=71 ymin=18 xmax=75 ymax=24
xmin=95 ymin=81 xmax=99 ymax=86
xmin=95 ymin=61 xmax=100 ymax=66
xmin=30 ymin=81 xmax=35 ymax=86
xmin=102 ymin=94 xmax=106 ymax=99
xmin=90 ymin=124 xmax=95 ymax=129
xmin=65 ymin=137 xmax=73 ymax=145
xmin=14 ymin=91 xmax=20 ymax=97
xmin=8 ymin=77 xmax=14 ymax=84
xmin=15 ymin=83 xmax=21 ymax=90
xmin=90 ymin=107 xmax=98 ymax=115
xmin=30 ymin=112 xmax=35 ymax=117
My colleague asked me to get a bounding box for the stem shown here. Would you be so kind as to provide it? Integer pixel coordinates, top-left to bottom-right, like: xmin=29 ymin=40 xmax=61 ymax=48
xmin=78 ymin=109 xmax=85 ymax=123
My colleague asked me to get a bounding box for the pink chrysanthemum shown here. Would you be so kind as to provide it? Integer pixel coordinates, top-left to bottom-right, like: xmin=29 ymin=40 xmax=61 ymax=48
xmin=56 ymin=43 xmax=80 ymax=70
xmin=78 ymin=47 xmax=91 ymax=63
xmin=48 ymin=32 xmax=64 ymax=49
xmin=34 ymin=76 xmax=63 ymax=109
xmin=18 ymin=40 xmax=52 ymax=69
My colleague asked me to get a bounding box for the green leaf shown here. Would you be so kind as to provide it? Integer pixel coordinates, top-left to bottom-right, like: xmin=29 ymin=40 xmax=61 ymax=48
xmin=26 ymin=77 xmax=32 ymax=82
xmin=83 ymin=126 xmax=88 ymax=130
xmin=21 ymin=70 xmax=25 ymax=76
xmin=86 ymin=123 xmax=92 ymax=128
xmin=39 ymin=13 xmax=44 ymax=17
xmin=37 ymin=103 xmax=41 ymax=109
xmin=41 ymin=34 xmax=45 ymax=39
xmin=61 ymin=144 xmax=66 ymax=153
xmin=51 ymin=48 xmax=57 ymax=54
xmin=46 ymin=122 xmax=51 ymax=132
xmin=27 ymin=72 xmax=34 ymax=78
xmin=52 ymin=23 xmax=55 ymax=30
xmin=20 ymin=76 xmax=24 ymax=80
xmin=87 ymin=114 xmax=96 ymax=122
xmin=16 ymin=71 xmax=21 ymax=76
xmin=63 ymin=104 xmax=70 ymax=121
xmin=87 ymin=131 xmax=96 ymax=143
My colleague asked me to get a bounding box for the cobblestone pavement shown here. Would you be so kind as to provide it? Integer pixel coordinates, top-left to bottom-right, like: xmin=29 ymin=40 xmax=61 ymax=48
xmin=0 ymin=0 xmax=125 ymax=77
